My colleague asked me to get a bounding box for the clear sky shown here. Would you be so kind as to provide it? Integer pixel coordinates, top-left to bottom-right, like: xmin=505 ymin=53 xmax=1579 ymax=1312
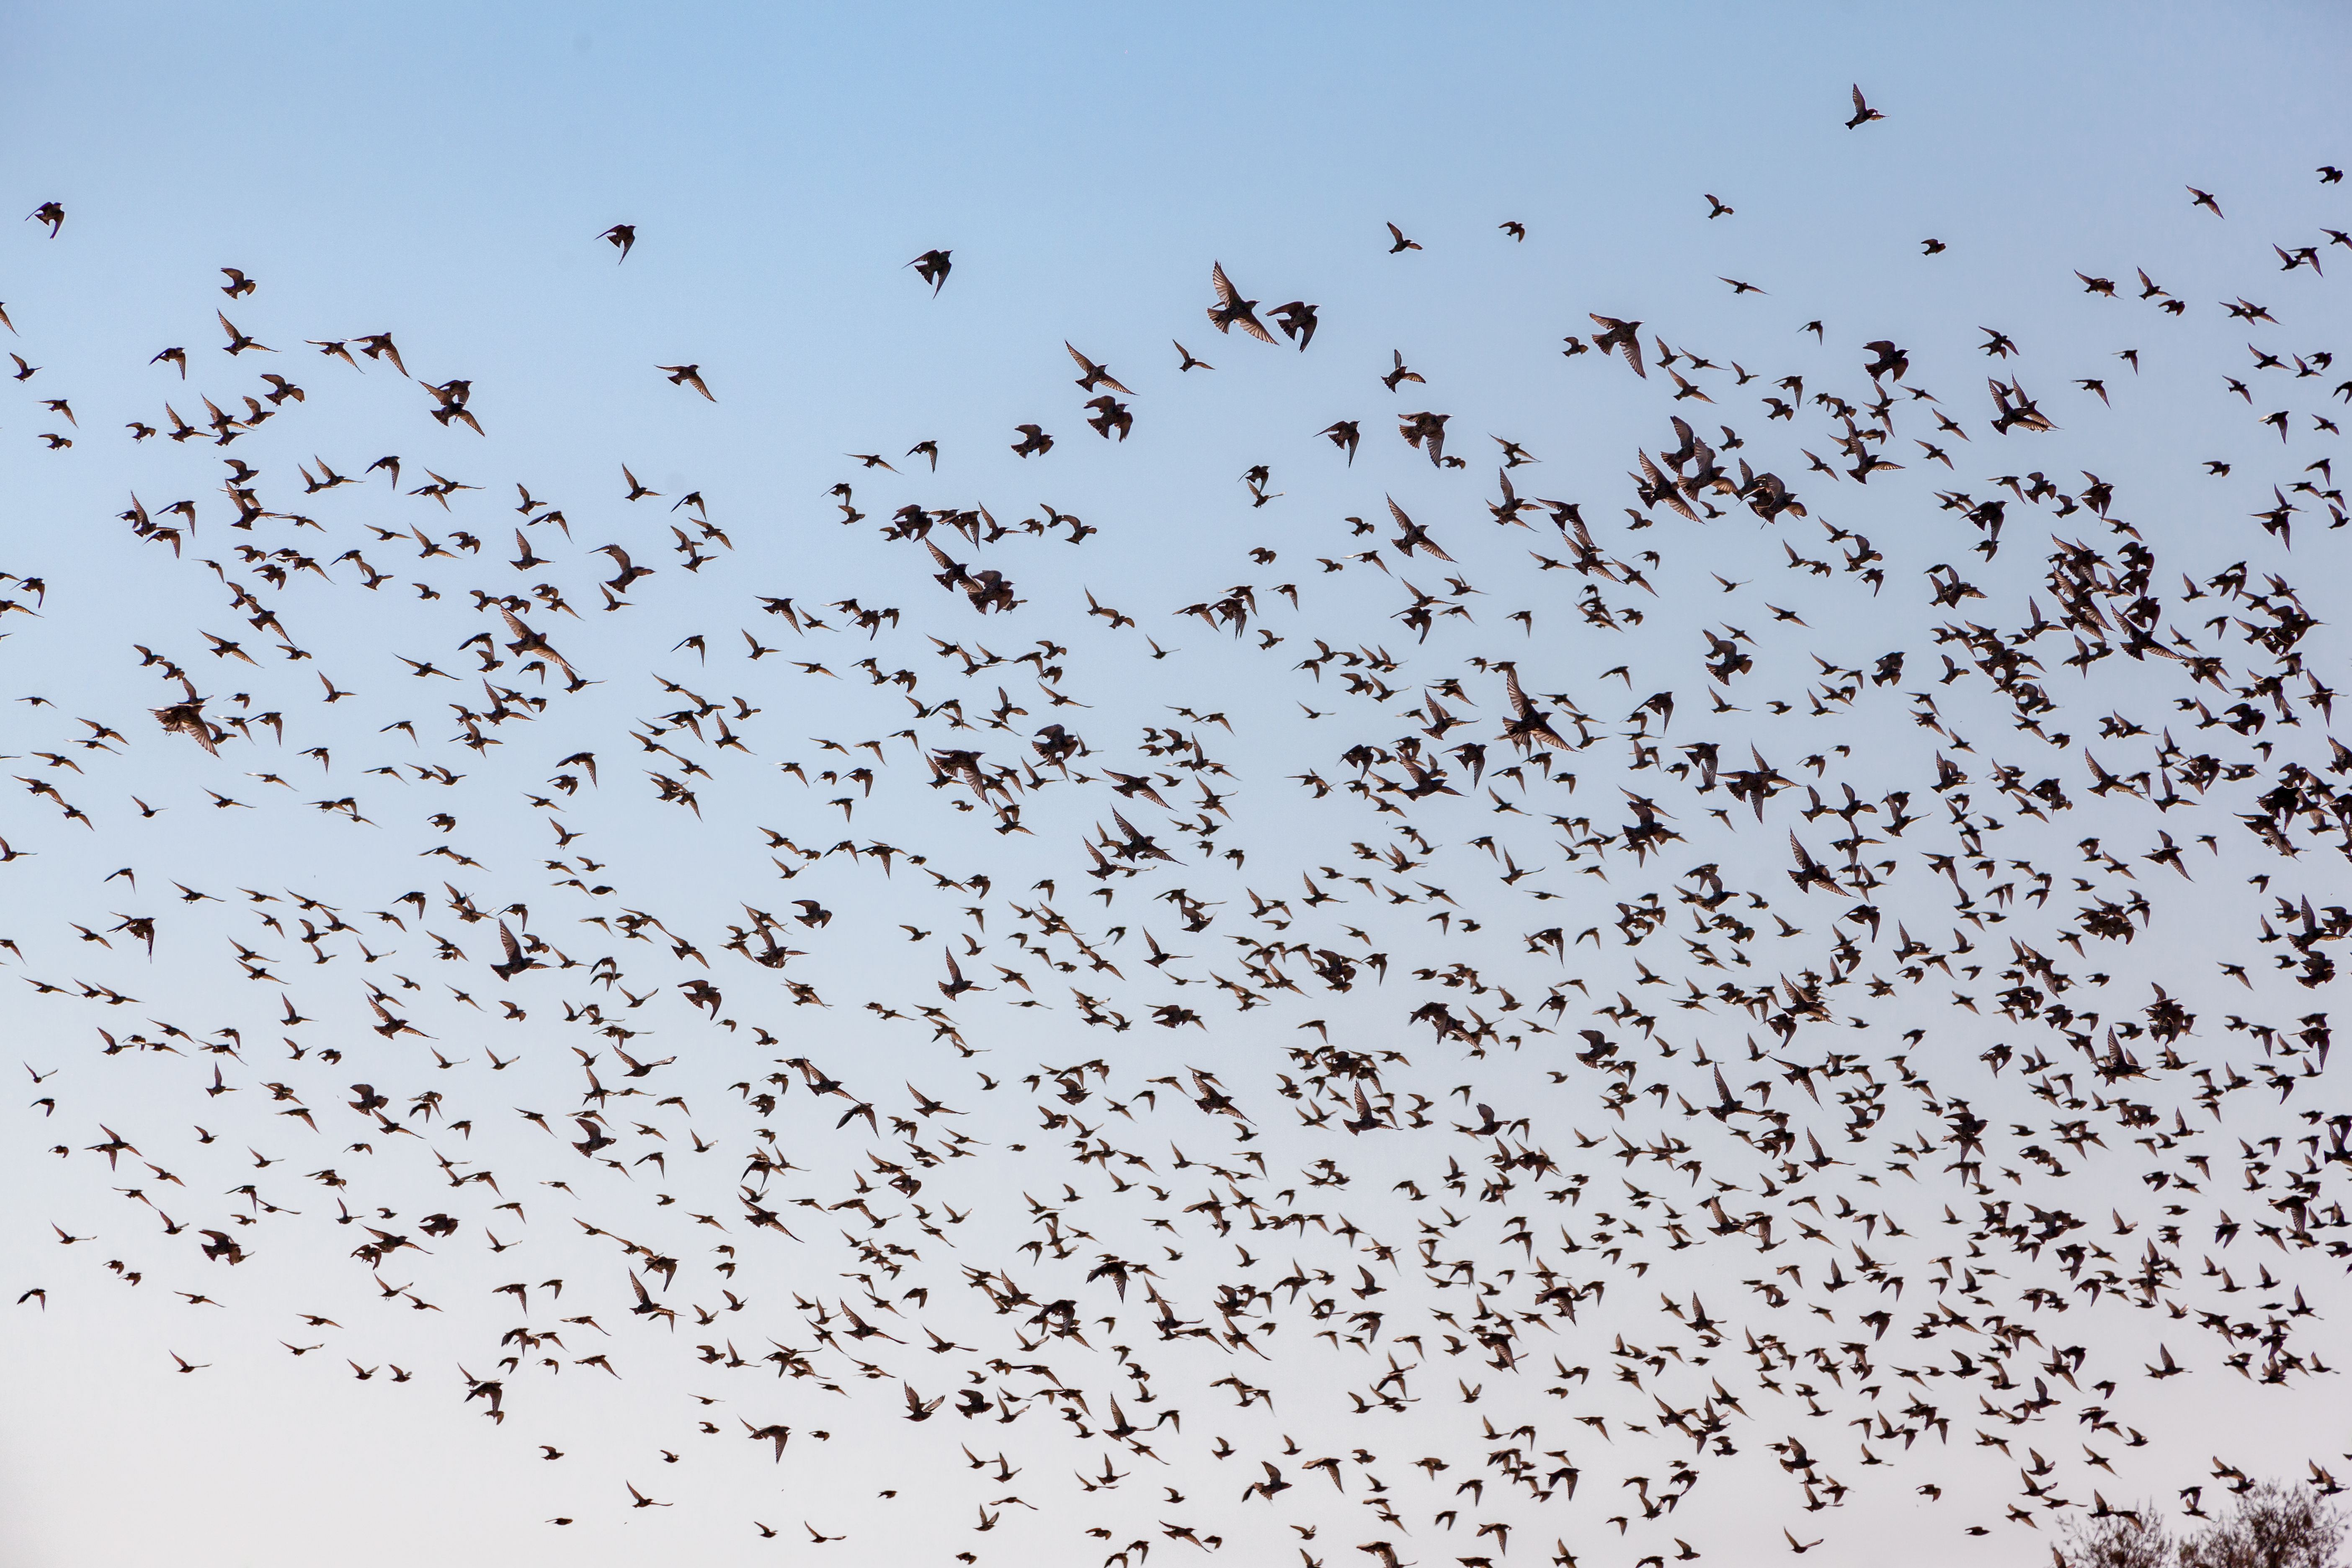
xmin=3 ymin=5 xmax=2349 ymax=1567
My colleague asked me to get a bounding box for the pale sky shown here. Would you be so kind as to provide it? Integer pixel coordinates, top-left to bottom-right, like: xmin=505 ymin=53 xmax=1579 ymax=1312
xmin=3 ymin=6 xmax=2349 ymax=1567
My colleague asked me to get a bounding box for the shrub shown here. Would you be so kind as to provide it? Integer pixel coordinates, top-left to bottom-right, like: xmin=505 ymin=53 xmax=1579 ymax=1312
xmin=2177 ymin=1481 xmax=2345 ymax=1568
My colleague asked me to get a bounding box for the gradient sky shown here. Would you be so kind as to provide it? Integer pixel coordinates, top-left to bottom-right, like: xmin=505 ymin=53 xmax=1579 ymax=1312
xmin=4 ymin=6 xmax=2350 ymax=1567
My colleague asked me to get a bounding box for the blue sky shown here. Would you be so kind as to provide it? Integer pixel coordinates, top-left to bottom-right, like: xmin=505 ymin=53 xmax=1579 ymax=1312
xmin=4 ymin=5 xmax=2350 ymax=1566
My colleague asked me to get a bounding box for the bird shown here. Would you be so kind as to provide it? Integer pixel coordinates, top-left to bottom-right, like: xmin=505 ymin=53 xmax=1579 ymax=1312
xmin=1589 ymin=316 xmax=1645 ymax=376
xmin=908 ymin=249 xmax=952 ymax=294
xmin=1207 ymin=262 xmax=1276 ymax=343
xmin=599 ymin=224 xmax=636 ymax=261
xmin=658 ymin=364 xmax=715 ymax=401
xmin=1066 ymin=344 xmax=1133 ymax=395
xmin=1844 ymin=85 xmax=1883 ymax=128
xmin=1270 ymin=301 xmax=1319 ymax=350
xmin=217 ymin=312 xmax=270 ymax=354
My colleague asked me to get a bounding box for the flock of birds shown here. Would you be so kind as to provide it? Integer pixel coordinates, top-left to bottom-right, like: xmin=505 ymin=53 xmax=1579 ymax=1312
xmin=5 ymin=91 xmax=2352 ymax=1567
